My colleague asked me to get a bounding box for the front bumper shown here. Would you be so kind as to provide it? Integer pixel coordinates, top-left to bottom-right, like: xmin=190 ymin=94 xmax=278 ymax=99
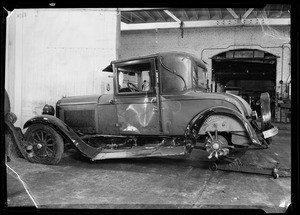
xmin=262 ymin=126 xmax=278 ymax=139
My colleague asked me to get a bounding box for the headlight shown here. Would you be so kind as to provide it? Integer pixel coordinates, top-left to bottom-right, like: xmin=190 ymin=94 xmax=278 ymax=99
xmin=42 ymin=104 xmax=55 ymax=116
xmin=5 ymin=112 xmax=17 ymax=124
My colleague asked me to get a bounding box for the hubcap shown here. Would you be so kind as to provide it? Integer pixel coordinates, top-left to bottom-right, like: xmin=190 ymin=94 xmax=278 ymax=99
xmin=205 ymin=130 xmax=230 ymax=159
xmin=212 ymin=143 xmax=220 ymax=150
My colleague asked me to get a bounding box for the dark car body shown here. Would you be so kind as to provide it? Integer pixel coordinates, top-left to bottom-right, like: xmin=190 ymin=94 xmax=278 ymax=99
xmin=5 ymin=90 xmax=30 ymax=161
xmin=23 ymin=52 xmax=278 ymax=164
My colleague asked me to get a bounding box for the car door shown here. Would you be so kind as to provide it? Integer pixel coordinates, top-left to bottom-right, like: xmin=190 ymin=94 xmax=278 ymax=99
xmin=114 ymin=58 xmax=161 ymax=135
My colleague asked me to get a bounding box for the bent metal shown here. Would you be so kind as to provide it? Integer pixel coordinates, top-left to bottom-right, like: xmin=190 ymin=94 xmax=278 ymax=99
xmin=9 ymin=52 xmax=278 ymax=168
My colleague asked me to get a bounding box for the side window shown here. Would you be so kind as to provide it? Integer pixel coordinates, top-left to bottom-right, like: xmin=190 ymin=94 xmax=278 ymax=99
xmin=116 ymin=61 xmax=154 ymax=94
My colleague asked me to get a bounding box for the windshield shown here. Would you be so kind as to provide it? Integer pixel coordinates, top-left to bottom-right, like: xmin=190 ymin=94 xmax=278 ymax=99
xmin=160 ymin=55 xmax=192 ymax=94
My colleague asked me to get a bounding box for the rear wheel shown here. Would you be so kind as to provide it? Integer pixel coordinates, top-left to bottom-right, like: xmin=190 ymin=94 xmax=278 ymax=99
xmin=24 ymin=124 xmax=64 ymax=165
xmin=204 ymin=129 xmax=248 ymax=161
xmin=204 ymin=130 xmax=232 ymax=159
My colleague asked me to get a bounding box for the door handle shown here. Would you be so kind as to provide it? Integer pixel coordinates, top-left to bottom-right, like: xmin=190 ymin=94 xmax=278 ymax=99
xmin=109 ymin=99 xmax=115 ymax=104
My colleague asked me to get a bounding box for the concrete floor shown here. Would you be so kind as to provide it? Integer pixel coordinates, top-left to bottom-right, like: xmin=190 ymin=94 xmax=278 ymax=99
xmin=5 ymin=123 xmax=291 ymax=213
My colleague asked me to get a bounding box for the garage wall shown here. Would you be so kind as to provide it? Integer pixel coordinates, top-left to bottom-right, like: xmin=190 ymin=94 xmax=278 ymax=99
xmin=120 ymin=25 xmax=290 ymax=97
xmin=5 ymin=9 xmax=120 ymax=128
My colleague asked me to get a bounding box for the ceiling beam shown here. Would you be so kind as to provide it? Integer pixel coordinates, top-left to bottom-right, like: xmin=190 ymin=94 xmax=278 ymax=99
xmin=131 ymin=12 xmax=146 ymax=22
xmin=143 ymin=11 xmax=156 ymax=22
xmin=217 ymin=8 xmax=222 ymax=19
xmin=121 ymin=15 xmax=132 ymax=23
xmin=118 ymin=8 xmax=162 ymax=11
xmin=278 ymin=5 xmax=284 ymax=17
xmin=157 ymin=11 xmax=166 ymax=21
xmin=205 ymin=8 xmax=211 ymax=19
xmin=163 ymin=10 xmax=181 ymax=23
xmin=264 ymin=4 xmax=271 ymax=17
xmin=193 ymin=10 xmax=198 ymax=20
xmin=226 ymin=8 xmax=239 ymax=19
xmin=242 ymin=8 xmax=254 ymax=19
xmin=121 ymin=18 xmax=290 ymax=31
xmin=252 ymin=9 xmax=258 ymax=18
xmin=183 ymin=10 xmax=189 ymax=20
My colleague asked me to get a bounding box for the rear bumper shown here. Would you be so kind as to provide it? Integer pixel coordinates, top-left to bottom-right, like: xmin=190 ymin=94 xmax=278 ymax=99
xmin=262 ymin=126 xmax=278 ymax=139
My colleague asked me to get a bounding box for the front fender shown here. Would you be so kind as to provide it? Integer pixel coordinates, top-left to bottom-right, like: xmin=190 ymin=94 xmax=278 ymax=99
xmin=185 ymin=106 xmax=261 ymax=146
xmin=5 ymin=120 xmax=28 ymax=158
xmin=23 ymin=115 xmax=101 ymax=159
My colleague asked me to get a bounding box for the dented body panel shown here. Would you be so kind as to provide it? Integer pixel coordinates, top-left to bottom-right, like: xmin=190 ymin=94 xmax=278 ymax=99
xmin=160 ymin=91 xmax=244 ymax=135
xmin=115 ymin=93 xmax=160 ymax=135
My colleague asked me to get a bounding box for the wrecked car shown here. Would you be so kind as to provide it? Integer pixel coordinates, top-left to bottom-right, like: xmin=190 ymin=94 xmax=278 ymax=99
xmin=20 ymin=52 xmax=278 ymax=165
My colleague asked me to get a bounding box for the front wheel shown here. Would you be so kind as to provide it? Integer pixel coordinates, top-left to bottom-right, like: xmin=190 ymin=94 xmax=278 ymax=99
xmin=24 ymin=124 xmax=64 ymax=165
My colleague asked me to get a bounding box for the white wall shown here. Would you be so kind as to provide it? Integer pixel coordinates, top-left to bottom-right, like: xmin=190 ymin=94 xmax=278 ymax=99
xmin=5 ymin=9 xmax=120 ymax=128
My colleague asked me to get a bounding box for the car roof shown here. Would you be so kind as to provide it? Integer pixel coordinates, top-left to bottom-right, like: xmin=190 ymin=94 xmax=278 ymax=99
xmin=102 ymin=51 xmax=206 ymax=72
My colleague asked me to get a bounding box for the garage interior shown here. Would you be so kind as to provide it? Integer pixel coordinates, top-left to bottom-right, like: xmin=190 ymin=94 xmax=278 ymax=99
xmin=212 ymin=49 xmax=277 ymax=117
xmin=3 ymin=5 xmax=293 ymax=213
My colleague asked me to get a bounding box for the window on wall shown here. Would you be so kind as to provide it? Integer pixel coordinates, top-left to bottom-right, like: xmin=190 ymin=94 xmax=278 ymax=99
xmin=116 ymin=60 xmax=154 ymax=94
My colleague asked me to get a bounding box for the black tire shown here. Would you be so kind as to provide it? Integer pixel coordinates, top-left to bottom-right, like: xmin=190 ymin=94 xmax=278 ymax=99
xmin=24 ymin=124 xmax=64 ymax=165
xmin=5 ymin=128 xmax=23 ymax=159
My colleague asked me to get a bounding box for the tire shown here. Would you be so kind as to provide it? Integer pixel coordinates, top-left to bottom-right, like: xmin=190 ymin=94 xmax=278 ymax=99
xmin=24 ymin=124 xmax=64 ymax=165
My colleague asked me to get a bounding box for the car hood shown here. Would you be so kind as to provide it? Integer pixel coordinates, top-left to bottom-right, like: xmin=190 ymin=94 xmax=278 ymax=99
xmin=56 ymin=95 xmax=101 ymax=106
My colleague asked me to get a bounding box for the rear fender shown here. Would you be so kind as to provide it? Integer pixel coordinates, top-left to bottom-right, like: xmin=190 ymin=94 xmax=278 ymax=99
xmin=185 ymin=106 xmax=261 ymax=146
xmin=23 ymin=115 xmax=101 ymax=159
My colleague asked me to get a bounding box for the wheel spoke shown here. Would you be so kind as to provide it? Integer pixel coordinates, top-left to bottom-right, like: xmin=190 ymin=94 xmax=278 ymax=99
xmin=41 ymin=131 xmax=46 ymax=141
xmin=33 ymin=137 xmax=40 ymax=143
xmin=45 ymin=147 xmax=53 ymax=153
xmin=46 ymin=137 xmax=53 ymax=143
xmin=45 ymin=147 xmax=53 ymax=156
xmin=215 ymin=129 xmax=218 ymax=140
xmin=35 ymin=148 xmax=43 ymax=157
xmin=39 ymin=131 xmax=43 ymax=141
xmin=35 ymin=132 xmax=42 ymax=141
xmin=46 ymin=142 xmax=54 ymax=147
xmin=207 ymin=131 xmax=213 ymax=140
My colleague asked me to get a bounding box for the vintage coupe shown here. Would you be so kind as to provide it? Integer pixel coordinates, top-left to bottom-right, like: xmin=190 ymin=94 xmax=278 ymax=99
xmin=22 ymin=52 xmax=278 ymax=165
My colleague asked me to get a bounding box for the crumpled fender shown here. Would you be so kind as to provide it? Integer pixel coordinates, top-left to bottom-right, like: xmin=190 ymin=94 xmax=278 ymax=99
xmin=185 ymin=106 xmax=261 ymax=146
xmin=5 ymin=119 xmax=28 ymax=158
xmin=23 ymin=115 xmax=101 ymax=159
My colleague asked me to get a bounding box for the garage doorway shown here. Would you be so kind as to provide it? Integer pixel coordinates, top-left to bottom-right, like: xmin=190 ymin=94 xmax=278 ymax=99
xmin=212 ymin=49 xmax=277 ymax=117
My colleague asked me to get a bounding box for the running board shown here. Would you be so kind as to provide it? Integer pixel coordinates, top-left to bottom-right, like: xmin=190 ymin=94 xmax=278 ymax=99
xmin=91 ymin=145 xmax=188 ymax=161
